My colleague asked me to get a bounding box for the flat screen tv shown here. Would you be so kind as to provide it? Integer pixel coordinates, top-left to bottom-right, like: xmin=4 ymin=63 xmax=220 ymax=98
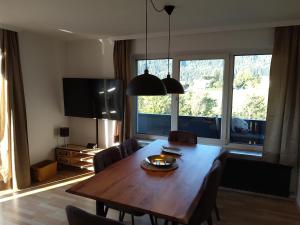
xmin=63 ymin=78 xmax=123 ymax=120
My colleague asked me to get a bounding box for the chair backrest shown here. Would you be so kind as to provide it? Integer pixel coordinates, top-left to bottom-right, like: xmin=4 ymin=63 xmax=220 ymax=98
xmin=66 ymin=205 xmax=125 ymax=225
xmin=189 ymin=160 xmax=222 ymax=225
xmin=121 ymin=138 xmax=141 ymax=157
xmin=93 ymin=146 xmax=122 ymax=173
xmin=215 ymin=116 xmax=221 ymax=139
xmin=168 ymin=130 xmax=197 ymax=145
xmin=215 ymin=149 xmax=228 ymax=173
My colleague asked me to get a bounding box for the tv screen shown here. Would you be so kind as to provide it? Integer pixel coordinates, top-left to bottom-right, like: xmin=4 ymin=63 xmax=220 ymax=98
xmin=63 ymin=78 xmax=123 ymax=120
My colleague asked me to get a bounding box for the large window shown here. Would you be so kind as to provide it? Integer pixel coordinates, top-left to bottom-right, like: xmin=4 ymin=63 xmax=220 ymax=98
xmin=179 ymin=59 xmax=224 ymax=139
xmin=136 ymin=59 xmax=172 ymax=136
xmin=134 ymin=53 xmax=272 ymax=149
xmin=230 ymin=55 xmax=272 ymax=145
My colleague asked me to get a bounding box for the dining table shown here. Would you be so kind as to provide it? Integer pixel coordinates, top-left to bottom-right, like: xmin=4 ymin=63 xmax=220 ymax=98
xmin=66 ymin=139 xmax=222 ymax=225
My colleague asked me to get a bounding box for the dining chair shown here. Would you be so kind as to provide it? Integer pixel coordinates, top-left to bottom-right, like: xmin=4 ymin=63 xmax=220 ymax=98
xmin=168 ymin=130 xmax=197 ymax=145
xmin=93 ymin=146 xmax=154 ymax=225
xmin=213 ymin=149 xmax=229 ymax=221
xmin=93 ymin=146 xmax=123 ymax=218
xmin=94 ymin=146 xmax=122 ymax=173
xmin=121 ymin=138 xmax=142 ymax=157
xmin=66 ymin=205 xmax=125 ymax=225
xmin=163 ymin=160 xmax=222 ymax=225
xmin=188 ymin=160 xmax=222 ymax=225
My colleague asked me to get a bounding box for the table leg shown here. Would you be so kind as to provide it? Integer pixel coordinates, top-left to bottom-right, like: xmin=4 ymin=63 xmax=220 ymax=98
xmin=149 ymin=215 xmax=156 ymax=225
xmin=96 ymin=201 xmax=105 ymax=216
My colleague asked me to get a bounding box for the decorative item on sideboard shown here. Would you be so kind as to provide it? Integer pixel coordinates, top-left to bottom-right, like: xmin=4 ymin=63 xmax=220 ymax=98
xmin=60 ymin=127 xmax=69 ymax=147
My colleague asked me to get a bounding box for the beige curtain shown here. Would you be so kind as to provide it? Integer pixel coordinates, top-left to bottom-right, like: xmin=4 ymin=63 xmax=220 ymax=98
xmin=263 ymin=26 xmax=300 ymax=167
xmin=0 ymin=42 xmax=12 ymax=185
xmin=113 ymin=40 xmax=132 ymax=144
xmin=1 ymin=29 xmax=31 ymax=189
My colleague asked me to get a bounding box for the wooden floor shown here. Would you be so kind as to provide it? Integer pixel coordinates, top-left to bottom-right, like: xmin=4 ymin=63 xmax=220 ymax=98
xmin=0 ymin=183 xmax=299 ymax=225
xmin=31 ymin=169 xmax=93 ymax=188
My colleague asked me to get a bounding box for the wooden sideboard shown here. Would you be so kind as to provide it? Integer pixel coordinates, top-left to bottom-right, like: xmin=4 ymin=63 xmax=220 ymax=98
xmin=55 ymin=145 xmax=102 ymax=171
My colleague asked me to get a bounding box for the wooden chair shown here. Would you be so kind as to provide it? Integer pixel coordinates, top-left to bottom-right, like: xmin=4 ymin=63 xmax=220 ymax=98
xmin=66 ymin=205 xmax=125 ymax=225
xmin=93 ymin=146 xmax=154 ymax=225
xmin=188 ymin=160 xmax=222 ymax=225
xmin=168 ymin=130 xmax=197 ymax=145
xmin=121 ymin=138 xmax=142 ymax=157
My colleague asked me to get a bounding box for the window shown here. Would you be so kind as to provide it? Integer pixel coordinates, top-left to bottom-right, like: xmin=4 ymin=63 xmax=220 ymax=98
xmin=179 ymin=59 xmax=224 ymax=139
xmin=134 ymin=53 xmax=272 ymax=150
xmin=230 ymin=55 xmax=272 ymax=145
xmin=136 ymin=59 xmax=172 ymax=136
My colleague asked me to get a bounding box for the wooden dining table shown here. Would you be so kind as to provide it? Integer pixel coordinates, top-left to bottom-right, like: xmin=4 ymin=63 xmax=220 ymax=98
xmin=66 ymin=139 xmax=222 ymax=224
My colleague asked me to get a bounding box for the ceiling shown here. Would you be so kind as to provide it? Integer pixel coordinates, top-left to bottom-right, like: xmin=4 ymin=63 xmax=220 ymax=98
xmin=0 ymin=0 xmax=300 ymax=40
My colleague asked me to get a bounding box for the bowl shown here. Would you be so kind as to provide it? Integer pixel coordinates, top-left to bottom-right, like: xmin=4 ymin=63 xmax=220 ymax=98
xmin=145 ymin=155 xmax=176 ymax=167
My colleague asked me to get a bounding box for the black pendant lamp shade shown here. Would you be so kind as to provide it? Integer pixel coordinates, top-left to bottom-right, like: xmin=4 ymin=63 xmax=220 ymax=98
xmin=162 ymin=75 xmax=184 ymax=94
xmin=126 ymin=69 xmax=167 ymax=95
xmin=126 ymin=0 xmax=167 ymax=96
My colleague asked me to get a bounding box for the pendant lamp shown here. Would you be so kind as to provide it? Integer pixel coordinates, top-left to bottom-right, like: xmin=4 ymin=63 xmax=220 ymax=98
xmin=126 ymin=0 xmax=167 ymax=96
xmin=161 ymin=5 xmax=184 ymax=94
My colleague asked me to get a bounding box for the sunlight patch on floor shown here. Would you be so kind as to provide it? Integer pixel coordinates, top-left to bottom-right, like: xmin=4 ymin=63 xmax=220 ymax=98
xmin=0 ymin=174 xmax=92 ymax=203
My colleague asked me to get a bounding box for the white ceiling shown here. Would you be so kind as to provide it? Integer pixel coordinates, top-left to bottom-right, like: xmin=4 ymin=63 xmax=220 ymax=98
xmin=0 ymin=0 xmax=300 ymax=40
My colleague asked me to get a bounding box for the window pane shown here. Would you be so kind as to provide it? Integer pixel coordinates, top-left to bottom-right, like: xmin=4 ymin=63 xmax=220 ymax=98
xmin=179 ymin=59 xmax=224 ymax=138
xmin=136 ymin=59 xmax=172 ymax=136
xmin=231 ymin=55 xmax=272 ymax=145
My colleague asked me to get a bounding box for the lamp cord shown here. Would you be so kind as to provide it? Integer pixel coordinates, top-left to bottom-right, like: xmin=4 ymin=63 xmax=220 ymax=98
xmin=145 ymin=0 xmax=148 ymax=70
xmin=167 ymin=13 xmax=171 ymax=76
xmin=150 ymin=0 xmax=164 ymax=12
xmin=147 ymin=0 xmax=173 ymax=75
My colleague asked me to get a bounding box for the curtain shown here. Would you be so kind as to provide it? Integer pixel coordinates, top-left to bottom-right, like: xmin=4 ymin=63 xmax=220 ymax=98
xmin=263 ymin=26 xmax=300 ymax=202
xmin=113 ymin=40 xmax=132 ymax=144
xmin=0 ymin=29 xmax=31 ymax=189
xmin=263 ymin=26 xmax=300 ymax=166
xmin=0 ymin=43 xmax=12 ymax=185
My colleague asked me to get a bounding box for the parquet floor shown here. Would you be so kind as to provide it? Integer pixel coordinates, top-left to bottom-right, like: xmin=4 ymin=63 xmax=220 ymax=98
xmin=0 ymin=182 xmax=299 ymax=225
xmin=31 ymin=169 xmax=93 ymax=188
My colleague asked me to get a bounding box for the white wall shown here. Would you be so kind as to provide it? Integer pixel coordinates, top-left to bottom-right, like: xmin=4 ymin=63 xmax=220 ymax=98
xmin=19 ymin=31 xmax=68 ymax=164
xmin=132 ymin=28 xmax=274 ymax=55
xmin=64 ymin=39 xmax=116 ymax=148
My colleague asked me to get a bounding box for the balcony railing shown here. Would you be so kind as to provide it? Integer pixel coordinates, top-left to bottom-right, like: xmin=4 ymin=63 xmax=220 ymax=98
xmin=137 ymin=113 xmax=266 ymax=145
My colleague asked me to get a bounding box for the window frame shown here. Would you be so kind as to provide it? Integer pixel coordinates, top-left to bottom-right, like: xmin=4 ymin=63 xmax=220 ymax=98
xmin=132 ymin=50 xmax=272 ymax=152
xmin=175 ymin=54 xmax=229 ymax=146
xmin=132 ymin=55 xmax=174 ymax=139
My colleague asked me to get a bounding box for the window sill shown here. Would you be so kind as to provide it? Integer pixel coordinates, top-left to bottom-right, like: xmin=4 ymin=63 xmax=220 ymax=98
xmin=228 ymin=149 xmax=262 ymax=159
